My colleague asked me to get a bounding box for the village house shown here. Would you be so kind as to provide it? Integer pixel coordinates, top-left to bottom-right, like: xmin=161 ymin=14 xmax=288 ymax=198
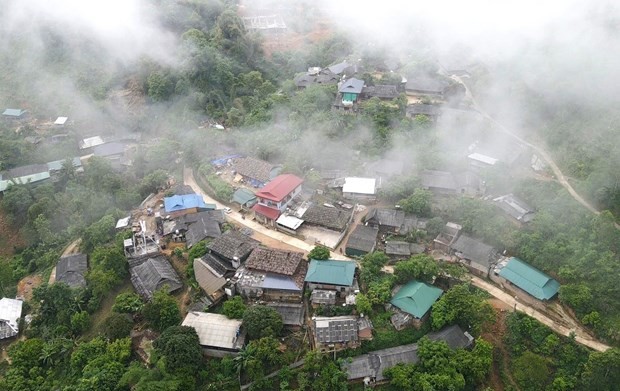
xmin=275 ymin=213 xmax=305 ymax=235
xmin=300 ymin=203 xmax=353 ymax=232
xmin=450 ymin=234 xmax=499 ymax=278
xmin=266 ymin=302 xmax=305 ymax=329
xmin=493 ymin=194 xmax=536 ymax=224
xmin=305 ymin=259 xmax=358 ymax=301
xmin=129 ymin=255 xmax=182 ymax=300
xmin=365 ymin=208 xmax=405 ymax=234
xmin=252 ymin=174 xmax=303 ymax=227
xmin=55 ymin=253 xmax=88 ymax=289
xmin=467 ymin=152 xmax=498 ymax=169
xmin=46 ymin=157 xmax=83 ymax=174
xmin=385 ymin=241 xmax=425 ymax=260
xmin=420 ymin=169 xmax=458 ymax=195
xmin=334 ymin=78 xmax=365 ymax=111
xmin=161 ymin=210 xmax=224 ymax=244
xmin=405 ymin=75 xmax=449 ymax=97
xmin=78 ymin=136 xmax=105 ymax=150
xmin=493 ymin=257 xmax=560 ymax=301
xmin=0 ymin=164 xmax=51 ymax=193
xmin=433 ymin=222 xmax=462 ymax=253
xmin=163 ymin=193 xmax=214 ymax=218
xmin=388 ymin=280 xmax=443 ymax=330
xmin=231 ymin=187 xmax=257 ymax=210
xmin=0 ymin=298 xmax=23 ymax=340
xmin=208 ymin=230 xmax=260 ymax=268
xmin=342 ymin=325 xmax=474 ymax=385
xmin=294 ymin=67 xmax=340 ymax=89
xmin=232 ymin=156 xmax=281 ymax=187
xmin=342 ymin=177 xmax=377 ymax=201
xmin=193 ymin=253 xmax=235 ymax=304
xmin=313 ymin=315 xmax=361 ymax=352
xmin=345 ymin=225 xmax=379 ymax=257
xmin=362 ymin=85 xmax=400 ymax=101
xmin=406 ymin=104 xmax=442 ymax=121
xmin=235 ymin=248 xmax=307 ymax=302
xmin=2 ymin=108 xmax=27 ymax=120
xmin=182 ymin=311 xmax=245 ymax=357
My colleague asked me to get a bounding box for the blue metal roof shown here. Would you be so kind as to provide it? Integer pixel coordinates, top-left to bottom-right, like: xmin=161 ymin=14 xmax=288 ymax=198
xmin=498 ymin=257 xmax=560 ymax=300
xmin=262 ymin=274 xmax=301 ymax=291
xmin=164 ymin=194 xmax=208 ymax=213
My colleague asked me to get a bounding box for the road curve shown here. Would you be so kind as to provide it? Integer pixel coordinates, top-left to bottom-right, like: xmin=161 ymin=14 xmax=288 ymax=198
xmin=183 ymin=167 xmax=350 ymax=261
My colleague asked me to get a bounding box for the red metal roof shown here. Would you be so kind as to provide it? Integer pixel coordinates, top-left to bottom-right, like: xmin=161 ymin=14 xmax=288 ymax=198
xmin=255 ymin=174 xmax=303 ymax=202
xmin=252 ymin=203 xmax=281 ymax=221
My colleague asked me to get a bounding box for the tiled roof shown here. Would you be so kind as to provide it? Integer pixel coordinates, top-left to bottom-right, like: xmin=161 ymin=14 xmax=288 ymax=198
xmin=56 ymin=253 xmax=88 ymax=288
xmin=363 ymin=85 xmax=399 ymax=99
xmin=301 ymin=204 xmax=351 ymax=231
xmin=450 ymin=234 xmax=497 ymax=268
xmin=390 ymin=280 xmax=443 ymax=319
xmin=365 ymin=208 xmax=405 ymax=228
xmin=385 ymin=241 xmax=412 ymax=257
xmin=129 ymin=255 xmax=182 ymax=299
xmin=208 ymin=230 xmax=260 ymax=262
xmin=245 ymin=248 xmax=304 ymax=276
xmin=233 ymin=156 xmax=278 ymax=184
xmin=305 ymin=259 xmax=356 ymax=286
xmin=338 ymin=78 xmax=364 ymax=94
xmin=346 ymin=225 xmax=379 ymax=253
xmin=498 ymin=257 xmax=560 ymax=300
xmin=185 ymin=215 xmax=222 ymax=248
xmin=255 ymin=174 xmax=303 ymax=202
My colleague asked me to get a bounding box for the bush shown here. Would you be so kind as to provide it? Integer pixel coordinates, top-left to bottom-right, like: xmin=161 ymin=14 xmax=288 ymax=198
xmin=222 ymin=296 xmax=246 ymax=319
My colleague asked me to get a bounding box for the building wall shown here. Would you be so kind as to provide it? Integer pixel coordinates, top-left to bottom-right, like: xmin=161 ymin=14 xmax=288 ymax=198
xmin=238 ymin=285 xmax=302 ymax=303
xmin=343 ymin=192 xmax=376 ymax=201
xmin=202 ymin=346 xmax=240 ymax=358
xmin=307 ymin=283 xmax=354 ymax=294
xmin=256 ymin=184 xmax=303 ymax=212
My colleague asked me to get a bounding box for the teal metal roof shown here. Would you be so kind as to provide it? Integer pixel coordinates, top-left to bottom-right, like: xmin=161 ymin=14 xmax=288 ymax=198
xmin=232 ymin=188 xmax=257 ymax=206
xmin=305 ymin=259 xmax=356 ymax=286
xmin=46 ymin=157 xmax=82 ymax=171
xmin=390 ymin=280 xmax=443 ymax=319
xmin=2 ymin=109 xmax=26 ymax=117
xmin=498 ymin=257 xmax=560 ymax=300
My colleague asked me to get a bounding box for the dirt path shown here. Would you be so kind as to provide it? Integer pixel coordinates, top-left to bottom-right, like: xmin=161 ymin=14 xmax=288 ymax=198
xmin=470 ymin=276 xmax=610 ymax=352
xmin=183 ymin=167 xmax=350 ymax=260
xmin=455 ymin=76 xmax=619 ymax=229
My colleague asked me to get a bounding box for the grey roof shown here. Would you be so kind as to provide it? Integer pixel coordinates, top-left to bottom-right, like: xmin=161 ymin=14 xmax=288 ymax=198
xmin=385 ymin=241 xmax=412 ymax=257
xmin=185 ymin=214 xmax=222 ymax=248
xmin=311 ymin=289 xmax=337 ymax=305
xmin=130 ymin=255 xmax=182 ymax=299
xmin=294 ymin=73 xmax=316 ymax=88
xmin=365 ymin=208 xmax=405 ymax=228
xmin=314 ymin=316 xmax=359 ymax=344
xmin=266 ymin=302 xmax=305 ymax=326
xmin=208 ymin=230 xmax=260 ymax=262
xmin=0 ymin=298 xmax=23 ymax=340
xmin=450 ymin=234 xmax=498 ymax=268
xmin=343 ymin=325 xmax=473 ymax=381
xmin=301 ymin=204 xmax=351 ymax=231
xmin=315 ymin=72 xmax=340 ymax=85
xmin=232 ymin=157 xmax=279 ymax=184
xmin=347 ymin=225 xmax=379 ymax=253
xmin=494 ymin=194 xmax=535 ymax=223
xmin=407 ymin=104 xmax=441 ymax=116
xmin=328 ymin=61 xmax=351 ymax=75
xmin=338 ymin=78 xmax=365 ymax=94
xmin=420 ymin=170 xmax=457 ymax=192
xmin=56 ymin=253 xmax=88 ymax=288
xmin=194 ymin=255 xmax=229 ymax=296
xmin=363 ymin=85 xmax=400 ymax=99
xmin=366 ymin=159 xmax=404 ymax=178
xmin=405 ymin=76 xmax=449 ymax=94
xmin=4 ymin=164 xmax=48 ymax=179
xmin=93 ymin=142 xmax=125 ymax=157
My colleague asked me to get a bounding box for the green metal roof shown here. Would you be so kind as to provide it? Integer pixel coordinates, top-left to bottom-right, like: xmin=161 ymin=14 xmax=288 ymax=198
xmin=390 ymin=280 xmax=443 ymax=319
xmin=498 ymin=257 xmax=560 ymax=300
xmin=232 ymin=187 xmax=257 ymax=206
xmin=305 ymin=259 xmax=356 ymax=286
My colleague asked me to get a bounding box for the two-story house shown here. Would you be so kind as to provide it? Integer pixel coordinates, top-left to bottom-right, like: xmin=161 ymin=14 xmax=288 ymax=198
xmin=252 ymin=174 xmax=303 ymax=227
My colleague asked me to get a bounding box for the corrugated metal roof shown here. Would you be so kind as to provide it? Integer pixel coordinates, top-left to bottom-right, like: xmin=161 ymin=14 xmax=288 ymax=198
xmin=54 ymin=117 xmax=68 ymax=125
xmin=194 ymin=256 xmax=227 ymax=296
xmin=164 ymin=194 xmax=208 ymax=213
xmin=305 ymin=259 xmax=356 ymax=286
xmin=390 ymin=280 xmax=443 ymax=319
xmin=2 ymin=109 xmax=26 ymax=117
xmin=182 ymin=312 xmax=242 ymax=350
xmin=498 ymin=257 xmax=560 ymax=300
xmin=0 ymin=298 xmax=23 ymax=339
xmin=232 ymin=188 xmax=257 ymax=206
xmin=342 ymin=177 xmax=376 ymax=195
xmin=314 ymin=316 xmax=359 ymax=344
xmin=276 ymin=214 xmax=304 ymax=230
xmin=255 ymin=174 xmax=303 ymax=202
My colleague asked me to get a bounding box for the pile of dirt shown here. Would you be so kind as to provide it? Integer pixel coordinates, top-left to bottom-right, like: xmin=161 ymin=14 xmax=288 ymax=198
xmin=17 ymin=274 xmax=43 ymax=301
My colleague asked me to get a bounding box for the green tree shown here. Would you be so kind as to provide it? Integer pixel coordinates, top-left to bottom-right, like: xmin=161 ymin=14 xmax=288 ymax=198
xmin=359 ymin=251 xmax=389 ymax=286
xmin=154 ymin=326 xmax=203 ymax=374
xmin=366 ymin=278 xmax=394 ymax=305
xmin=242 ymin=305 xmax=283 ymax=340
xmin=297 ymin=350 xmax=348 ymax=391
xmin=355 ymin=293 xmax=372 ymax=315
xmin=113 ymin=292 xmax=144 ymax=314
xmin=243 ymin=336 xmax=284 ymax=380
xmin=307 ymin=245 xmax=330 ymax=260
xmin=70 ymin=311 xmax=91 ymax=335
xmin=513 ymin=350 xmax=551 ymax=391
xmin=101 ymin=313 xmax=134 ymax=341
xmin=431 ymin=283 xmax=494 ymax=334
xmin=559 ymin=283 xmax=593 ymax=315
xmin=142 ymin=289 xmax=181 ymax=332
xmin=581 ymin=348 xmax=620 ymax=391
xmin=399 ymin=188 xmax=432 ymax=217
xmin=393 ymin=254 xmax=440 ymax=284
xmin=223 ymin=296 xmax=247 ymax=319
xmin=147 ymin=72 xmax=174 ymax=102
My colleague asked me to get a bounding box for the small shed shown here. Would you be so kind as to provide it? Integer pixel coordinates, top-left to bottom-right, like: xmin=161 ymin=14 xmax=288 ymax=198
xmin=346 ymin=225 xmax=379 ymax=257
xmin=129 ymin=256 xmax=182 ymax=299
xmin=231 ymin=188 xmax=257 ymax=208
xmin=182 ymin=312 xmax=245 ymax=357
xmin=342 ymin=177 xmax=377 ymax=200
xmin=56 ymin=253 xmax=88 ymax=288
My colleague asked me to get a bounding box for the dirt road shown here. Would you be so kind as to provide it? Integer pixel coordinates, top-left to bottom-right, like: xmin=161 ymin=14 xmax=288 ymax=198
xmin=455 ymin=76 xmax=618 ymax=228
xmin=183 ymin=168 xmax=350 ymax=260
xmin=470 ymin=276 xmax=610 ymax=352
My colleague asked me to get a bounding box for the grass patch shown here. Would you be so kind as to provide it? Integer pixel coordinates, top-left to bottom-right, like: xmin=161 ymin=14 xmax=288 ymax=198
xmin=86 ymin=279 xmax=134 ymax=338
